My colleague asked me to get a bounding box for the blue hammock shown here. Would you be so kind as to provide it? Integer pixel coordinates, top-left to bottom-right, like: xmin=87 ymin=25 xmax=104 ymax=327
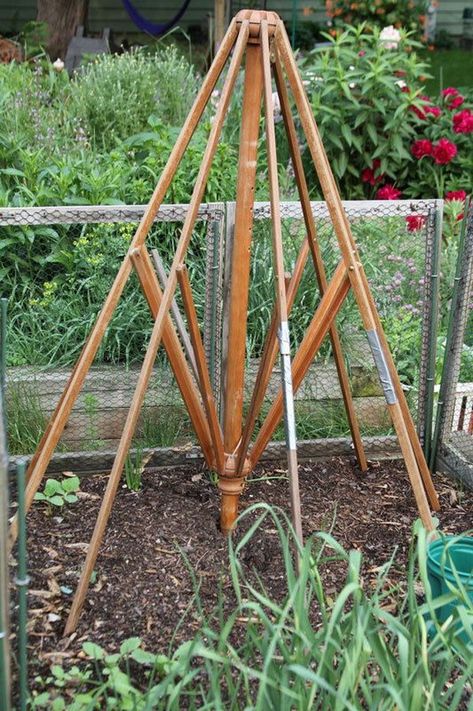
xmin=122 ymin=0 xmax=192 ymax=36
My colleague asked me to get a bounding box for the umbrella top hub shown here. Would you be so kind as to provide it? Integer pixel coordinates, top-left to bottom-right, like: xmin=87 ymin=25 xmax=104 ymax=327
xmin=235 ymin=10 xmax=280 ymax=38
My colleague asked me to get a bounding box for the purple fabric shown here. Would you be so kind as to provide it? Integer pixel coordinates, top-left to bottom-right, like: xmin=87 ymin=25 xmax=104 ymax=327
xmin=122 ymin=0 xmax=192 ymax=36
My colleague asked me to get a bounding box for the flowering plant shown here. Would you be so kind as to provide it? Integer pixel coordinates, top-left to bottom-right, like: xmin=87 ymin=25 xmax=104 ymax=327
xmin=300 ymin=25 xmax=431 ymax=198
xmin=405 ymin=86 xmax=473 ymax=200
xmin=325 ymin=0 xmax=428 ymax=40
xmin=300 ymin=25 xmax=472 ymax=205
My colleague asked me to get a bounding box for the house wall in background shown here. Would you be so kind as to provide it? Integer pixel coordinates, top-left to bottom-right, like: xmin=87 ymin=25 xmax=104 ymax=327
xmin=0 ymin=1 xmax=468 ymax=44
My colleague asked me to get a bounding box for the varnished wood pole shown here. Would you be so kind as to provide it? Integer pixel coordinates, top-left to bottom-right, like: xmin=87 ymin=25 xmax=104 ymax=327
xmin=177 ymin=264 xmax=224 ymax=471
xmin=63 ymin=247 xmax=218 ymax=636
xmin=8 ymin=21 xmax=239 ymax=549
xmin=222 ymin=43 xmax=264 ymax=459
xmin=273 ymin=49 xmax=368 ymax=473
xmin=63 ymin=26 xmax=248 ymax=635
xmin=132 ymin=248 xmax=215 ymax=467
xmin=151 ymin=248 xmax=199 ymax=384
xmin=235 ymin=238 xmax=310 ymax=478
xmin=251 ymin=260 xmax=350 ymax=466
xmin=261 ymin=19 xmax=302 ymax=543
xmin=275 ymin=24 xmax=436 ymax=528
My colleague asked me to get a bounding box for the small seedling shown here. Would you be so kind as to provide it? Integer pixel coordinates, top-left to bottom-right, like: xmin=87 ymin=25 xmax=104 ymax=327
xmin=124 ymin=447 xmax=144 ymax=492
xmin=34 ymin=476 xmax=80 ymax=515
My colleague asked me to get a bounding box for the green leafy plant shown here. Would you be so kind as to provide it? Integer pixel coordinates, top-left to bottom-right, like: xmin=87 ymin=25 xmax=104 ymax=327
xmin=327 ymin=0 xmax=428 ymax=38
xmin=124 ymin=447 xmax=144 ymax=492
xmin=34 ymin=476 xmax=80 ymax=514
xmin=300 ymin=24 xmax=431 ymax=197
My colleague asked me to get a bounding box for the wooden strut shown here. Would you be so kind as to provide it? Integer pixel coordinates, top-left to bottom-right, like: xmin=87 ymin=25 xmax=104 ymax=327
xmin=11 ymin=9 xmax=439 ymax=636
xmin=63 ymin=21 xmax=249 ymax=634
xmin=261 ymin=19 xmax=303 ymax=543
xmin=274 ymin=22 xmax=438 ymax=521
xmin=8 ymin=19 xmax=240 ymax=548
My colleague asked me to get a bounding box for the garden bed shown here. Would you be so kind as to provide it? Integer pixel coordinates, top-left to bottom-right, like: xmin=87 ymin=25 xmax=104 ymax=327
xmin=11 ymin=457 xmax=473 ymax=679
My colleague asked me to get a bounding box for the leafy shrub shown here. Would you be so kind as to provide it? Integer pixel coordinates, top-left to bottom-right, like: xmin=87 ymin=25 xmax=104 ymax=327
xmin=300 ymin=25 xmax=472 ymax=202
xmin=68 ymin=46 xmax=198 ymax=150
xmin=405 ymin=87 xmax=473 ymax=199
xmin=327 ymin=0 xmax=428 ymax=39
xmin=300 ymin=25 xmax=431 ymax=198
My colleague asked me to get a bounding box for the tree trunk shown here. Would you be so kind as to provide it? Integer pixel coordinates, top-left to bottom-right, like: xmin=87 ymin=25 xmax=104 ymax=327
xmin=37 ymin=0 xmax=89 ymax=59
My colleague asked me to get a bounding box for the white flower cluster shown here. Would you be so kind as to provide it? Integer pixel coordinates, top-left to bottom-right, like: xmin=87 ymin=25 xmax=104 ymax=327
xmin=379 ymin=26 xmax=401 ymax=50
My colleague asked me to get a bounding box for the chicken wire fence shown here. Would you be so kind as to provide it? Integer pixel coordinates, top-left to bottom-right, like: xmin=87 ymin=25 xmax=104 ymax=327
xmin=0 ymin=199 xmax=442 ymax=475
xmin=434 ymin=204 xmax=473 ymax=487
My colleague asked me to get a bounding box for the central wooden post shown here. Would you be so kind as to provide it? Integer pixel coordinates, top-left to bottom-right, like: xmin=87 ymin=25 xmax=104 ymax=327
xmin=221 ymin=41 xmax=263 ymax=532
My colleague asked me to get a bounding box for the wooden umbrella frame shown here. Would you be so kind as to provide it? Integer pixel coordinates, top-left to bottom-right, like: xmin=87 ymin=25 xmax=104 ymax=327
xmin=8 ymin=9 xmax=439 ymax=635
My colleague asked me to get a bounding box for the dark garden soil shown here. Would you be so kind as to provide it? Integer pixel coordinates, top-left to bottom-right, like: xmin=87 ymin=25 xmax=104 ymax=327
xmin=9 ymin=457 xmax=473 ymax=678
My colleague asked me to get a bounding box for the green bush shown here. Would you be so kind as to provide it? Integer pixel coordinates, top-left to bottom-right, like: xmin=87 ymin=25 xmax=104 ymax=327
xmin=300 ymin=24 xmax=431 ymax=198
xmin=68 ymin=46 xmax=198 ymax=150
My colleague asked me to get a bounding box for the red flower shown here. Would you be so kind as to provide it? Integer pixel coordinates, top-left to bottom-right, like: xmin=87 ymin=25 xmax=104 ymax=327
xmin=406 ymin=215 xmax=426 ymax=232
xmin=401 ymin=85 xmax=410 ymax=94
xmin=453 ymin=109 xmax=473 ymax=134
xmin=425 ymin=105 xmax=441 ymax=117
xmin=432 ymin=138 xmax=457 ymax=165
xmin=442 ymin=87 xmax=459 ymax=97
xmin=445 ymin=190 xmax=467 ymax=201
xmin=410 ymin=95 xmax=441 ymax=120
xmin=447 ymin=95 xmax=464 ymax=109
xmin=376 ymin=184 xmax=402 ymax=200
xmin=410 ymin=104 xmax=427 ymax=120
xmin=361 ymin=159 xmax=384 ymax=186
xmin=411 ymin=139 xmax=433 ymax=159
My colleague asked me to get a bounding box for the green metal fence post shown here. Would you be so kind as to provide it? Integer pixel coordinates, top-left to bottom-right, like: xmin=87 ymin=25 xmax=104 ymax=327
xmin=423 ymin=202 xmax=442 ymax=463
xmin=16 ymin=459 xmax=29 ymax=711
xmin=0 ymin=298 xmax=11 ymax=711
xmin=430 ymin=199 xmax=470 ymax=471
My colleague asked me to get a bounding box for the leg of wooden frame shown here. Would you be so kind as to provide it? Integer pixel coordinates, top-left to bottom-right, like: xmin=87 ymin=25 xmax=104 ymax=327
xmin=275 ymin=23 xmax=437 ymax=528
xmin=176 ymin=264 xmax=224 ymax=472
xmin=151 ymin=248 xmax=199 ymax=385
xmin=220 ymin=41 xmax=265 ymax=532
xmin=131 ymin=248 xmax=215 ymax=467
xmin=261 ymin=19 xmax=302 ymax=543
xmin=273 ymin=49 xmax=368 ymax=473
xmin=235 ymin=239 xmax=310 ymax=477
xmin=8 ymin=23 xmax=239 ymax=549
xmin=251 ymin=261 xmax=350 ymax=467
xmin=63 ymin=27 xmax=250 ymax=633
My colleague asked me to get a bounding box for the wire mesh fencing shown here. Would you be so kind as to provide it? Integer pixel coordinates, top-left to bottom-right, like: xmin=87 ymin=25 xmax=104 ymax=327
xmin=1 ymin=203 xmax=225 ymax=473
xmin=434 ymin=205 xmax=473 ymax=486
xmin=0 ymin=199 xmax=442 ymax=475
xmin=222 ymin=199 xmax=442 ymax=465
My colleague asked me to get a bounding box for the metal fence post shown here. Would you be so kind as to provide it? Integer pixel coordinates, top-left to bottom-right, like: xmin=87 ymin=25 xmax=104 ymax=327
xmin=0 ymin=298 xmax=11 ymax=711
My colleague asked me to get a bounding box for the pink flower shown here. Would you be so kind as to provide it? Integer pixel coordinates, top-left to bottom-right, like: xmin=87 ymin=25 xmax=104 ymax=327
xmin=445 ymin=190 xmax=467 ymax=201
xmin=411 ymin=139 xmax=433 ymax=159
xmin=406 ymin=215 xmax=426 ymax=232
xmin=453 ymin=109 xmax=473 ymax=134
xmin=358 ymin=50 xmax=366 ymax=56
xmin=432 ymin=138 xmax=457 ymax=165
xmin=442 ymin=87 xmax=459 ymax=97
xmin=410 ymin=104 xmax=427 ymax=120
xmin=425 ymin=105 xmax=441 ymax=117
xmin=410 ymin=95 xmax=441 ymax=120
xmin=361 ymin=159 xmax=384 ymax=186
xmin=377 ymin=184 xmax=402 ymax=200
xmin=447 ymin=95 xmax=464 ymax=109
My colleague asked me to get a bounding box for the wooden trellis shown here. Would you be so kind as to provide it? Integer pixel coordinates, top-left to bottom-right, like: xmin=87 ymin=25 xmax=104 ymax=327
xmin=9 ymin=10 xmax=439 ymax=634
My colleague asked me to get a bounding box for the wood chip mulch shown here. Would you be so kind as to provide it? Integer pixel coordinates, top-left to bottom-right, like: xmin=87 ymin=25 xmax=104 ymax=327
xmin=8 ymin=457 xmax=473 ymax=677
